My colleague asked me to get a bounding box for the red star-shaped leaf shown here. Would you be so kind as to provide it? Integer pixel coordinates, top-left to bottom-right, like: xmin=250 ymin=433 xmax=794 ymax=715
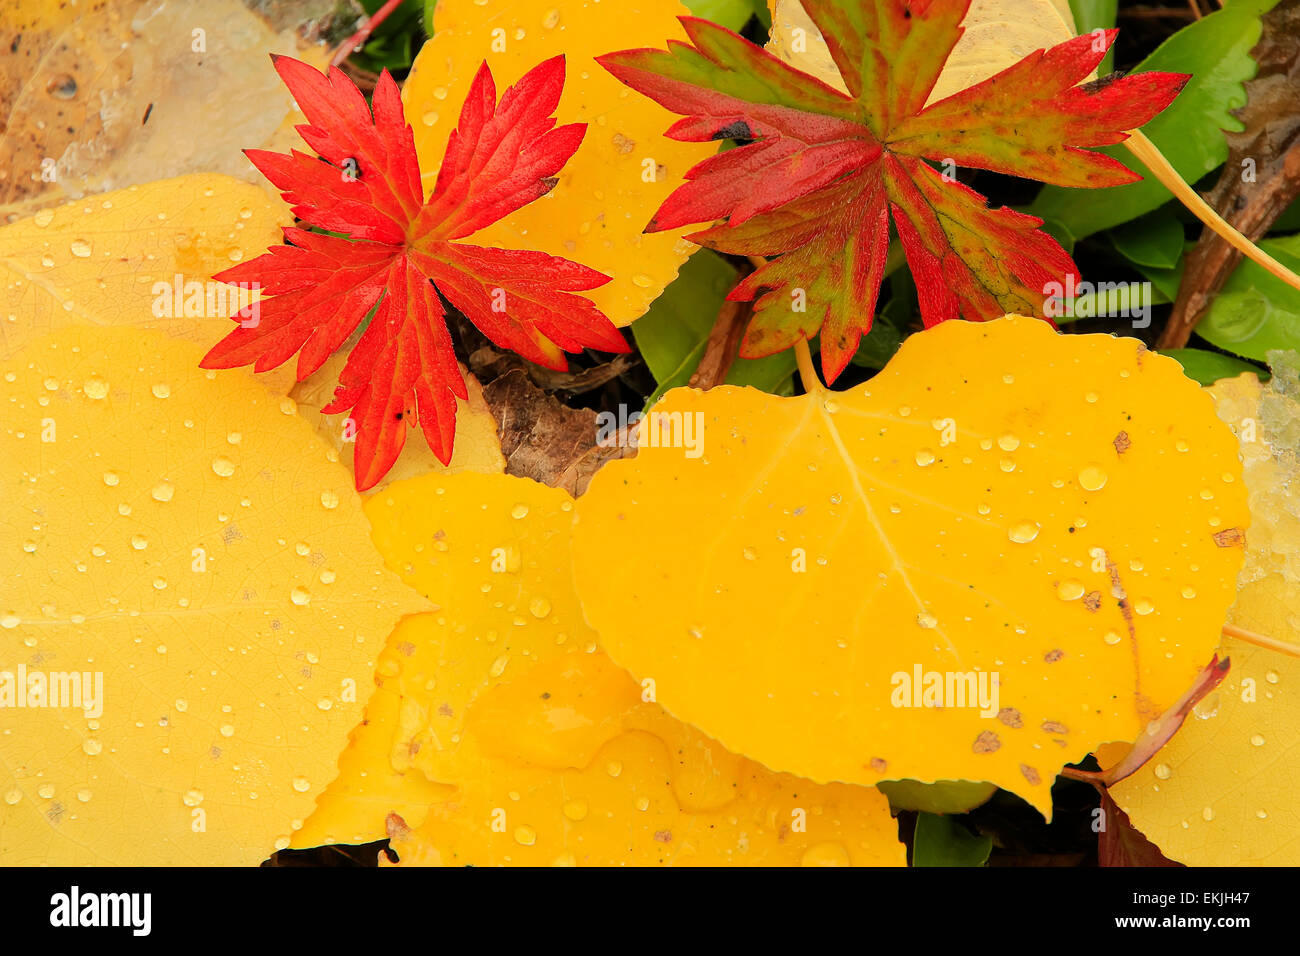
xmin=201 ymin=55 xmax=629 ymax=490
xmin=597 ymin=0 xmax=1188 ymax=381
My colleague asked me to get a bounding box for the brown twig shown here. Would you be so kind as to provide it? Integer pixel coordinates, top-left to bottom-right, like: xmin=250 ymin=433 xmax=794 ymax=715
xmin=688 ymin=298 xmax=753 ymax=390
xmin=1158 ymin=0 xmax=1300 ymax=348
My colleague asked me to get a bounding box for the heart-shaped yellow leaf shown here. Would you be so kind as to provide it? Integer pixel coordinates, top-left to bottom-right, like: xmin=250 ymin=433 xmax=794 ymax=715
xmin=403 ymin=0 xmax=717 ymax=327
xmin=572 ymin=316 xmax=1249 ymax=816
xmin=0 ymin=327 xmax=424 ymax=865
xmin=1109 ymin=370 xmax=1300 ymax=864
xmin=303 ymin=472 xmax=903 ymax=865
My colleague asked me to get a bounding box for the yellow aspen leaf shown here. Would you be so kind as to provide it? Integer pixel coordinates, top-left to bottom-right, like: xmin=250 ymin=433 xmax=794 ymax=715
xmin=571 ymin=315 xmax=1249 ymax=817
xmin=767 ymin=0 xmax=1080 ymax=105
xmin=402 ymin=0 xmax=718 ymax=327
xmin=0 ymin=327 xmax=426 ymax=865
xmin=0 ymin=174 xmax=296 ymax=391
xmin=306 ymin=473 xmax=904 ymax=865
xmin=291 ymin=352 xmax=506 ymax=493
xmin=291 ymin=622 xmax=456 ymax=848
xmin=1109 ymin=370 xmax=1300 ymax=865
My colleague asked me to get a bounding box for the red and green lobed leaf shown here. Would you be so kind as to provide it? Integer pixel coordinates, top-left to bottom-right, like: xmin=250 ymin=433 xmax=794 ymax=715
xmin=201 ymin=55 xmax=627 ymax=491
xmin=597 ymin=0 xmax=1189 ymax=381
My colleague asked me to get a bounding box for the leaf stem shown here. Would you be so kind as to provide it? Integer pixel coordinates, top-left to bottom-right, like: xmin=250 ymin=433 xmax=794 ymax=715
xmin=793 ymin=339 xmax=826 ymax=396
xmin=1124 ymin=129 xmax=1300 ymax=294
xmin=330 ymin=0 xmax=406 ymax=68
xmin=1222 ymin=622 xmax=1300 ymax=659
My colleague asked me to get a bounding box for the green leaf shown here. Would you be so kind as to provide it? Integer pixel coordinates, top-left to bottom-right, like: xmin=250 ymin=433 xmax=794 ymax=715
xmin=878 ymin=779 xmax=997 ymax=815
xmin=1196 ymin=233 xmax=1300 ymax=359
xmin=850 ymin=314 xmax=903 ymax=369
xmin=1110 ymin=214 xmax=1185 ymax=269
xmin=633 ymin=251 xmax=797 ymax=404
xmin=684 ymin=0 xmax=762 ymax=32
xmin=912 ymin=812 xmax=993 ymax=867
xmin=1030 ymin=0 xmax=1277 ymax=239
xmin=1068 ymin=0 xmax=1118 ymax=75
xmin=1160 ymin=348 xmax=1264 ymax=385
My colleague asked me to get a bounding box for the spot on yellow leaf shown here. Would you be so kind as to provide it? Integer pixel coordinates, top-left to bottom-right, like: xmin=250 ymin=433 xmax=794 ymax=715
xmin=0 ymin=327 xmax=425 ymax=865
xmin=1111 ymin=371 xmax=1300 ymax=865
xmin=304 ymin=473 xmax=904 ymax=865
xmin=0 ymin=174 xmax=295 ymax=391
xmin=403 ymin=0 xmax=717 ymax=327
xmin=572 ymin=315 xmax=1249 ymax=817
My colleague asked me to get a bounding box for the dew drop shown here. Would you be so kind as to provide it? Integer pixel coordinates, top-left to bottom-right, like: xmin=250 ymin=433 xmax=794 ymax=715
xmin=82 ymin=377 xmax=109 ymax=400
xmin=152 ymin=481 xmax=174 ymax=502
xmin=914 ymin=448 xmax=936 ymax=467
xmin=1133 ymin=598 xmax=1155 ymax=616
xmin=1153 ymin=763 xmax=1171 ymax=780
xmin=131 ymin=534 xmax=148 ymax=551
xmin=562 ymin=800 xmax=587 ymax=821
xmin=46 ymin=73 xmax=77 ymax=99
xmin=607 ymin=761 xmax=623 ymax=778
xmin=151 ymin=383 xmax=170 ymax=399
xmin=1057 ymin=579 xmax=1085 ymax=601
xmin=510 ymin=502 xmax=530 ymax=519
xmin=1201 ymin=806 xmax=1215 ymax=822
xmin=0 ymin=613 xmax=19 ymax=629
xmin=1008 ymin=521 xmax=1039 ymax=544
xmin=33 ymin=209 xmax=54 ymax=228
xmin=83 ymin=739 xmax=102 ymax=755
xmin=997 ymin=433 xmax=1020 ymax=451
xmin=292 ymin=777 xmax=311 ymax=793
xmin=70 ymin=238 xmax=92 ymax=258
xmin=916 ymin=611 xmax=937 ymax=629
xmin=320 ymin=490 xmax=339 ymax=509
xmin=1103 ymin=631 xmax=1122 ymax=645
xmin=1193 ymin=693 xmax=1220 ymax=720
xmin=529 ymin=597 xmax=551 ymax=619
xmin=183 ymin=789 xmax=204 ymax=807
xmin=219 ymin=724 xmax=235 ymax=738
xmin=290 ymin=586 xmax=311 ymax=606
xmin=514 ymin=825 xmax=537 ymax=846
xmin=3 ymin=790 xmax=21 ymax=805
xmin=211 ymin=456 xmax=235 ymax=478
xmin=1078 ymin=465 xmax=1108 ymax=492
xmin=1251 ymin=733 xmax=1265 ymax=747
xmin=38 ymin=784 xmax=55 ymax=799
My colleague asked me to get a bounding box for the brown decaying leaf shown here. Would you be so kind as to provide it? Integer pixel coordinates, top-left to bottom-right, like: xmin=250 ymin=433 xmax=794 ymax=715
xmin=483 ymin=370 xmax=634 ymax=496
xmin=1098 ymin=790 xmax=1182 ymax=867
xmin=0 ymin=0 xmax=335 ymax=219
xmin=454 ymin=314 xmax=637 ymax=494
xmin=1159 ymin=0 xmax=1300 ymax=348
